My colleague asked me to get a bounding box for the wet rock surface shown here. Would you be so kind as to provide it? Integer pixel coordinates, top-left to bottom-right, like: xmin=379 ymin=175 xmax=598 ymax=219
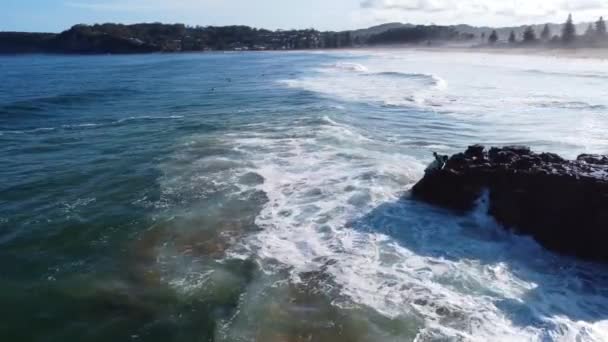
xmin=412 ymin=145 xmax=608 ymax=262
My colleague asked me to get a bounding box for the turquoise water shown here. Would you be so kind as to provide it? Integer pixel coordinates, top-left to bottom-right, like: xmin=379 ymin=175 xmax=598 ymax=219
xmin=2 ymin=50 xmax=608 ymax=341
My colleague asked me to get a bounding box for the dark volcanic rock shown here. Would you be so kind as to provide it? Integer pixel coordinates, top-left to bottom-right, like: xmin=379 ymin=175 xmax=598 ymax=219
xmin=412 ymin=145 xmax=608 ymax=262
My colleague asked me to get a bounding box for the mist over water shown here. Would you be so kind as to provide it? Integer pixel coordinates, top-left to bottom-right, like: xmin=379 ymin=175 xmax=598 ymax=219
xmin=1 ymin=50 xmax=608 ymax=341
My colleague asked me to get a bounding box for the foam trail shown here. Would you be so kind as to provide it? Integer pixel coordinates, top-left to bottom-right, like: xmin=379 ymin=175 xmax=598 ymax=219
xmin=280 ymin=68 xmax=447 ymax=107
xmin=331 ymin=62 xmax=369 ymax=72
xmin=213 ymin=114 xmax=608 ymax=341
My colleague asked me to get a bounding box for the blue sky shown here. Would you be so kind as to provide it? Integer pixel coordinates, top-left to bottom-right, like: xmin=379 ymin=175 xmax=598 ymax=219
xmin=2 ymin=0 xmax=608 ymax=32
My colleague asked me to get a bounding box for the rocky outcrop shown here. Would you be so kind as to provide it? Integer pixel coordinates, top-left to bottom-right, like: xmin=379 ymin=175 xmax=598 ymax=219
xmin=412 ymin=145 xmax=608 ymax=262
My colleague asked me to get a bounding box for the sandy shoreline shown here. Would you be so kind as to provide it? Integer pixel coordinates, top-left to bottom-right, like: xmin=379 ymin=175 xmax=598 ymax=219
xmin=348 ymin=44 xmax=608 ymax=60
xmin=417 ymin=46 xmax=608 ymax=60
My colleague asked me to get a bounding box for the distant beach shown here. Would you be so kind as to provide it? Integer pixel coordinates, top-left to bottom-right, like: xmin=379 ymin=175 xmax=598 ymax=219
xmin=425 ymin=46 xmax=608 ymax=60
xmin=351 ymin=44 xmax=608 ymax=60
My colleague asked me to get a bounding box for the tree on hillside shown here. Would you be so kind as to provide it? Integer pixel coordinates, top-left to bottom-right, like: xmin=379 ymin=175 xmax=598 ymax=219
xmin=541 ymin=24 xmax=551 ymax=41
xmin=597 ymin=16 xmax=607 ymax=37
xmin=584 ymin=24 xmax=595 ymax=38
xmin=562 ymin=14 xmax=576 ymax=44
xmin=488 ymin=30 xmax=498 ymax=44
xmin=508 ymin=30 xmax=517 ymax=44
xmin=523 ymin=26 xmax=537 ymax=43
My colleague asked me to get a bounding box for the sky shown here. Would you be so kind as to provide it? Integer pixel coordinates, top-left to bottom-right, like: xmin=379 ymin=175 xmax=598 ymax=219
xmin=2 ymin=0 xmax=608 ymax=32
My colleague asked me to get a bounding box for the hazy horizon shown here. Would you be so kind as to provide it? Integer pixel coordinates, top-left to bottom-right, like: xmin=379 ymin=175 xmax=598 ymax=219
xmin=2 ymin=0 xmax=607 ymax=33
xmin=0 ymin=17 xmax=601 ymax=34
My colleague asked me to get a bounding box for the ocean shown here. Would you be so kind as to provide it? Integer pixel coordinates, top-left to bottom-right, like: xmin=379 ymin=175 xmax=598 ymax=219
xmin=1 ymin=49 xmax=608 ymax=341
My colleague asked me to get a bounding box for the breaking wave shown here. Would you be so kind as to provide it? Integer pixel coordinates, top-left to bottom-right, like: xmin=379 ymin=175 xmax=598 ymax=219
xmin=185 ymin=114 xmax=608 ymax=341
xmin=330 ymin=62 xmax=369 ymax=72
xmin=368 ymin=72 xmax=448 ymax=89
xmin=280 ymin=68 xmax=447 ymax=107
xmin=526 ymin=69 xmax=608 ymax=80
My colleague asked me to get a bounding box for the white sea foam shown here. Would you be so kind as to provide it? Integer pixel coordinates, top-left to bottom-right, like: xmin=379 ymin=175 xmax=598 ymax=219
xmin=204 ymin=114 xmax=608 ymax=341
xmin=282 ymin=49 xmax=608 ymax=156
xmin=116 ymin=115 xmax=184 ymax=123
xmin=331 ymin=62 xmax=369 ymax=72
xmin=281 ymin=61 xmax=448 ymax=107
xmin=0 ymin=127 xmax=56 ymax=134
xmin=62 ymin=123 xmax=101 ymax=129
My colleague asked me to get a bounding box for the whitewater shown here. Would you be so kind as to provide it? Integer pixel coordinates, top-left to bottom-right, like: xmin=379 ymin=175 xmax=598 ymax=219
xmin=2 ymin=49 xmax=608 ymax=341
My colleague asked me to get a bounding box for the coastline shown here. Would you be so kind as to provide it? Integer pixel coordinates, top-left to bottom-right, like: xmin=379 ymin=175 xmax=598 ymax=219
xmin=3 ymin=41 xmax=608 ymax=61
xmin=413 ymin=46 xmax=608 ymax=60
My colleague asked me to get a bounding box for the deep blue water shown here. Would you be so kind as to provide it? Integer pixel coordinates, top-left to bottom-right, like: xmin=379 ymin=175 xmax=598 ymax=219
xmin=2 ymin=50 xmax=608 ymax=341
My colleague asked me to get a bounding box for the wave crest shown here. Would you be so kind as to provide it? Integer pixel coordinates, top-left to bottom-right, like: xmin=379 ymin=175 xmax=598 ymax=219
xmin=330 ymin=62 xmax=368 ymax=72
xmin=369 ymin=72 xmax=448 ymax=89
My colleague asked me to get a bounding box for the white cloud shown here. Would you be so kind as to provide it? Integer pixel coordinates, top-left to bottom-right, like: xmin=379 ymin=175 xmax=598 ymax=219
xmin=360 ymin=0 xmax=584 ymax=16
xmin=361 ymin=0 xmax=457 ymax=12
xmin=355 ymin=0 xmax=608 ymax=26
xmin=563 ymin=0 xmax=607 ymax=11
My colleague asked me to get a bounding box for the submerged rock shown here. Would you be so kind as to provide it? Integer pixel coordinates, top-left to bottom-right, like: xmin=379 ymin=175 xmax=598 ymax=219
xmin=412 ymin=145 xmax=608 ymax=262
